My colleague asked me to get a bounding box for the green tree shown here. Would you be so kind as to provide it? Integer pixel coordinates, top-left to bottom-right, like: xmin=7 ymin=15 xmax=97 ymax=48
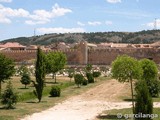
xmin=140 ymin=59 xmax=158 ymax=81
xmin=1 ymin=81 xmax=18 ymax=109
xmin=67 ymin=68 xmax=75 ymax=82
xmin=32 ymin=47 xmax=46 ymax=102
xmin=20 ymin=73 xmax=31 ymax=89
xmin=139 ymin=59 xmax=159 ymax=97
xmin=85 ymin=64 xmax=92 ymax=73
xmin=111 ymin=55 xmax=142 ymax=113
xmin=17 ymin=65 xmax=30 ymax=76
xmin=0 ymin=53 xmax=15 ymax=95
xmin=46 ymin=52 xmax=66 ymax=83
xmin=135 ymin=80 xmax=153 ymax=119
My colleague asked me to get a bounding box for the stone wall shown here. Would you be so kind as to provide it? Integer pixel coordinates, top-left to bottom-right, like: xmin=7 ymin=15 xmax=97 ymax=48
xmin=88 ymin=48 xmax=160 ymax=65
xmin=1 ymin=42 xmax=160 ymax=65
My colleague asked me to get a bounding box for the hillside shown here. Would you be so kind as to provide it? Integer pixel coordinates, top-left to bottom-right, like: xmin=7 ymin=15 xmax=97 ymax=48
xmin=1 ymin=30 xmax=160 ymax=45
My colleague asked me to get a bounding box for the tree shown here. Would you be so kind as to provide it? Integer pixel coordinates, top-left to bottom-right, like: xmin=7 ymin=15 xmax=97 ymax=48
xmin=67 ymin=68 xmax=75 ymax=82
xmin=45 ymin=52 xmax=66 ymax=83
xmin=1 ymin=81 xmax=18 ymax=109
xmin=140 ymin=59 xmax=158 ymax=81
xmin=0 ymin=53 xmax=15 ymax=95
xmin=111 ymin=55 xmax=142 ymax=113
xmin=20 ymin=73 xmax=31 ymax=89
xmin=74 ymin=74 xmax=84 ymax=87
xmin=135 ymin=80 xmax=153 ymax=119
xmin=32 ymin=47 xmax=46 ymax=102
xmin=85 ymin=64 xmax=92 ymax=73
xmin=139 ymin=59 xmax=159 ymax=97
xmin=17 ymin=65 xmax=30 ymax=76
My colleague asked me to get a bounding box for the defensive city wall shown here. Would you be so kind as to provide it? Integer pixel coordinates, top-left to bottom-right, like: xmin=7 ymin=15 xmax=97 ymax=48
xmin=1 ymin=41 xmax=160 ymax=65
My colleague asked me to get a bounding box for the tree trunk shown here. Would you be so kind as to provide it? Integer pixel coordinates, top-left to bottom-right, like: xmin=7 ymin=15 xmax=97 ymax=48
xmin=52 ymin=73 xmax=54 ymax=79
xmin=55 ymin=73 xmax=57 ymax=83
xmin=130 ymin=78 xmax=135 ymax=113
xmin=0 ymin=80 xmax=1 ymax=95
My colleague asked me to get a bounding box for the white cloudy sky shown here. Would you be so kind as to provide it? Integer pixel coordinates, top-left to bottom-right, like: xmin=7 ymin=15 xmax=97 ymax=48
xmin=0 ymin=0 xmax=160 ymax=40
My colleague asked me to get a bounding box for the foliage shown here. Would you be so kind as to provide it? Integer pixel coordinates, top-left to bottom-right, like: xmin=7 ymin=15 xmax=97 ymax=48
xmin=93 ymin=71 xmax=101 ymax=78
xmin=49 ymin=86 xmax=61 ymax=97
xmin=0 ymin=53 xmax=15 ymax=94
xmin=67 ymin=68 xmax=75 ymax=82
xmin=139 ymin=59 xmax=158 ymax=81
xmin=86 ymin=72 xmax=94 ymax=83
xmin=20 ymin=73 xmax=31 ymax=89
xmin=74 ymin=74 xmax=84 ymax=87
xmin=45 ymin=51 xmax=66 ymax=83
xmin=111 ymin=55 xmax=143 ymax=113
xmin=111 ymin=55 xmax=142 ymax=82
xmin=1 ymin=81 xmax=18 ymax=109
xmin=33 ymin=47 xmax=46 ymax=102
xmin=2 ymin=30 xmax=160 ymax=45
xmin=147 ymin=79 xmax=160 ymax=97
xmin=82 ymin=78 xmax=88 ymax=86
xmin=135 ymin=80 xmax=153 ymax=119
xmin=139 ymin=59 xmax=159 ymax=97
xmin=17 ymin=65 xmax=30 ymax=76
xmin=85 ymin=64 xmax=92 ymax=73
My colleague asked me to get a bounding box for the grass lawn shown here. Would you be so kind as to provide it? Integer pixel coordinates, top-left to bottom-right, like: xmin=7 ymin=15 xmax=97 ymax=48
xmin=97 ymin=108 xmax=160 ymax=120
xmin=0 ymin=76 xmax=109 ymax=120
xmin=97 ymin=80 xmax=160 ymax=120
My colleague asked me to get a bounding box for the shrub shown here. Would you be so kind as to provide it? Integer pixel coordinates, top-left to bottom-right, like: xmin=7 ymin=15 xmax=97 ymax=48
xmin=147 ymin=79 xmax=160 ymax=97
xmin=82 ymin=78 xmax=88 ymax=86
xmin=93 ymin=71 xmax=101 ymax=81
xmin=74 ymin=74 xmax=84 ymax=87
xmin=135 ymin=80 xmax=153 ymax=119
xmin=1 ymin=81 xmax=18 ymax=109
xmin=49 ymin=86 xmax=61 ymax=97
xmin=86 ymin=73 xmax=94 ymax=83
xmin=20 ymin=73 xmax=31 ymax=89
xmin=93 ymin=71 xmax=101 ymax=78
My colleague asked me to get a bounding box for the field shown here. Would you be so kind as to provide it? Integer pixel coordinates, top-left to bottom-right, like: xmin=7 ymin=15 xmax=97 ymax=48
xmin=0 ymin=76 xmax=160 ymax=120
xmin=0 ymin=76 xmax=109 ymax=120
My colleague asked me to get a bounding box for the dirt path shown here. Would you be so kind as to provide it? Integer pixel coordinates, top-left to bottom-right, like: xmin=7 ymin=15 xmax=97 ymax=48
xmin=21 ymin=79 xmax=160 ymax=120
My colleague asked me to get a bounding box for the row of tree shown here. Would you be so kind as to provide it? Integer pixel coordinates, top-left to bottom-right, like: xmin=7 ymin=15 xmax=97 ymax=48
xmin=74 ymin=64 xmax=101 ymax=87
xmin=0 ymin=47 xmax=67 ymax=108
xmin=111 ymin=55 xmax=160 ymax=119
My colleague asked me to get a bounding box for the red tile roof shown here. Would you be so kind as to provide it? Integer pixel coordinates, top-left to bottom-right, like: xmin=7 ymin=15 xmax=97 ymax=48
xmin=0 ymin=42 xmax=26 ymax=48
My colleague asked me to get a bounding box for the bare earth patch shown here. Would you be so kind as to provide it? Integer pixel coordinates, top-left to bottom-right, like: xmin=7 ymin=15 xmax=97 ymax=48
xmin=21 ymin=79 xmax=160 ymax=120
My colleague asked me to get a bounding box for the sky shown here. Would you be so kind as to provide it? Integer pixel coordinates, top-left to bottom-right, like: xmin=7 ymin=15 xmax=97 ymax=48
xmin=0 ymin=0 xmax=160 ymax=40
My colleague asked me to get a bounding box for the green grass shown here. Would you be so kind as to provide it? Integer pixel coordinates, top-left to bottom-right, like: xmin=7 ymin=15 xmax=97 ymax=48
xmin=0 ymin=76 xmax=110 ymax=120
xmin=97 ymin=108 xmax=160 ymax=120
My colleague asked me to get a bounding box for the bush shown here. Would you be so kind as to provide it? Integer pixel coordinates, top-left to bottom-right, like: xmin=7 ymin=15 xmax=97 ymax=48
xmin=86 ymin=73 xmax=94 ymax=83
xmin=20 ymin=73 xmax=31 ymax=89
xmin=135 ymin=80 xmax=153 ymax=119
xmin=1 ymin=81 xmax=18 ymax=109
xmin=82 ymin=78 xmax=88 ymax=86
xmin=74 ymin=74 xmax=84 ymax=87
xmin=147 ymin=79 xmax=160 ymax=97
xmin=50 ymin=86 xmax=61 ymax=97
xmin=93 ymin=71 xmax=101 ymax=78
